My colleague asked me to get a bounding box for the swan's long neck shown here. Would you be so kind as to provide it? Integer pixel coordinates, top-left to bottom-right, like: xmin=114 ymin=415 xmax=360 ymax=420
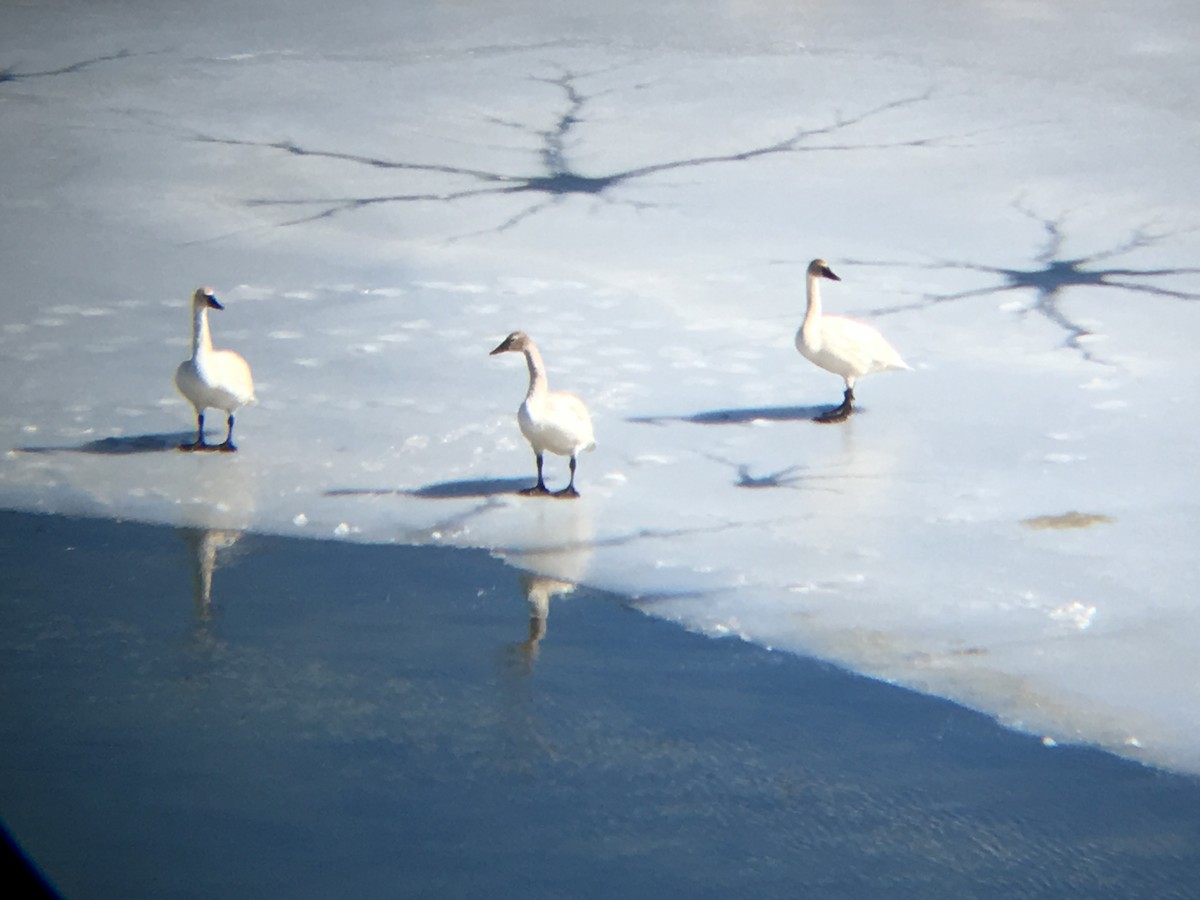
xmin=803 ymin=271 xmax=823 ymax=330
xmin=191 ymin=305 xmax=214 ymax=358
xmin=523 ymin=344 xmax=549 ymax=400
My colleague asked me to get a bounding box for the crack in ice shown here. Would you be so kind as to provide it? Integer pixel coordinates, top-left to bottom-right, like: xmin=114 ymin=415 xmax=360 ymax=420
xmin=852 ymin=201 xmax=1200 ymax=365
xmin=195 ymin=68 xmax=950 ymax=233
xmin=0 ymin=50 xmax=132 ymax=83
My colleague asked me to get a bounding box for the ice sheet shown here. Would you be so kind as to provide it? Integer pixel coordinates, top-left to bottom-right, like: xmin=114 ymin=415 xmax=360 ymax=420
xmin=3 ymin=0 xmax=1199 ymax=771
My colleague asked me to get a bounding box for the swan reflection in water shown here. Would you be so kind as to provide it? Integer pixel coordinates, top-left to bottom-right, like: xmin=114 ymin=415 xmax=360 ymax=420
xmin=174 ymin=446 xmax=255 ymax=626
xmin=512 ymin=572 xmax=577 ymax=669
xmin=502 ymin=499 xmax=594 ymax=673
xmin=180 ymin=526 xmax=243 ymax=621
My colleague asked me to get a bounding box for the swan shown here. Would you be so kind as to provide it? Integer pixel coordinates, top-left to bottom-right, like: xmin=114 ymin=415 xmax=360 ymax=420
xmin=796 ymin=259 xmax=909 ymax=422
xmin=174 ymin=287 xmax=256 ymax=452
xmin=490 ymin=331 xmax=596 ymax=497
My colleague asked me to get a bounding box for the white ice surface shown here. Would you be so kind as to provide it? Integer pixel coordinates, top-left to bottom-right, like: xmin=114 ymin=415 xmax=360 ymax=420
xmin=3 ymin=1 xmax=1200 ymax=771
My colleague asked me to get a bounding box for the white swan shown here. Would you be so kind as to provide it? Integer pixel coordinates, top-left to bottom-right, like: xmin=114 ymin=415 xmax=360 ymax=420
xmin=490 ymin=331 xmax=596 ymax=497
xmin=796 ymin=259 xmax=909 ymax=422
xmin=174 ymin=287 xmax=256 ymax=452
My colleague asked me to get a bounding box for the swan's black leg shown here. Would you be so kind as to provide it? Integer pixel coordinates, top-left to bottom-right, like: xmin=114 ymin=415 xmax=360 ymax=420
xmin=180 ymin=411 xmax=210 ymax=450
xmin=216 ymin=413 xmax=238 ymax=452
xmin=815 ymin=387 xmax=854 ymax=423
xmin=555 ymin=455 xmax=580 ymax=498
xmin=520 ymin=452 xmax=551 ymax=495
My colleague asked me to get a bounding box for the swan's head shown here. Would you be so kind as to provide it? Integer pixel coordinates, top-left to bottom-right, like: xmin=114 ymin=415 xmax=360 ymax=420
xmin=192 ymin=287 xmax=224 ymax=310
xmin=807 ymin=259 xmax=841 ymax=282
xmin=490 ymin=331 xmax=532 ymax=355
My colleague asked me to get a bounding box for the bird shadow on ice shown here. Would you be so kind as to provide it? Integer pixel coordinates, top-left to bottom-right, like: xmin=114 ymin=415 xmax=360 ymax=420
xmin=325 ymin=477 xmax=533 ymax=499
xmin=629 ymin=405 xmax=833 ymax=426
xmin=15 ymin=432 xmax=196 ymax=455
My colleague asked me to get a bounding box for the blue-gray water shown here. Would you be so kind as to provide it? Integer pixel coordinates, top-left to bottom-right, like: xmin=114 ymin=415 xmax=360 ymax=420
xmin=1 ymin=509 xmax=1198 ymax=899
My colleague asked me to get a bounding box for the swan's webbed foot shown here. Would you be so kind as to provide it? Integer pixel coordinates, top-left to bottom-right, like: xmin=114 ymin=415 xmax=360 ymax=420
xmin=181 ymin=413 xmax=214 ymax=450
xmin=520 ymin=453 xmax=552 ymax=495
xmin=815 ymin=388 xmax=854 ymax=424
xmin=815 ymin=405 xmax=851 ymax=423
xmin=218 ymin=415 xmax=239 ymax=452
xmin=553 ymin=456 xmax=581 ymax=499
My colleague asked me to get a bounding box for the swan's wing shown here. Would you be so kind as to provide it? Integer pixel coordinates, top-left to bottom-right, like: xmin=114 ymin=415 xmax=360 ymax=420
xmin=174 ymin=359 xmax=202 ymax=407
xmin=211 ymin=349 xmax=257 ymax=404
xmin=821 ymin=316 xmax=909 ymax=372
xmin=542 ymin=391 xmax=596 ymax=451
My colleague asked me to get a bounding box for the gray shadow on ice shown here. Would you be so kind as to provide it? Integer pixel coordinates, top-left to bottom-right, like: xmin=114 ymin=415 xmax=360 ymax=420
xmin=326 ymin=477 xmax=533 ymax=499
xmin=16 ymin=432 xmax=196 ymax=455
xmin=629 ymin=405 xmax=834 ymax=426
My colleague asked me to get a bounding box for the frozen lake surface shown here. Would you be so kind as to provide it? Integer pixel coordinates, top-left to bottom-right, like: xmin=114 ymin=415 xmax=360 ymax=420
xmin=3 ymin=0 xmax=1200 ymax=773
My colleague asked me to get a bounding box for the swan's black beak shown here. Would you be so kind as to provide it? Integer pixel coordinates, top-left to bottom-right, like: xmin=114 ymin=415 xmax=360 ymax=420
xmin=206 ymin=294 xmax=225 ymax=310
xmin=822 ymin=266 xmax=841 ymax=282
xmin=491 ymin=331 xmax=526 ymax=355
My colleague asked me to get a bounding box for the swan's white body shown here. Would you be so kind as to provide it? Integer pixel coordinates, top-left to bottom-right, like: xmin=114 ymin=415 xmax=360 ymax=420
xmin=175 ymin=287 xmax=255 ymax=450
xmin=795 ymin=259 xmax=908 ymax=420
xmin=518 ymin=388 xmax=595 ymax=460
xmin=491 ymin=331 xmax=595 ymax=496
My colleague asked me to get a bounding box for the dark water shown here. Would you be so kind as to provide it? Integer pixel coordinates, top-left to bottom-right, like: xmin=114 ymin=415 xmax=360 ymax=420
xmin=1 ymin=510 xmax=1198 ymax=899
